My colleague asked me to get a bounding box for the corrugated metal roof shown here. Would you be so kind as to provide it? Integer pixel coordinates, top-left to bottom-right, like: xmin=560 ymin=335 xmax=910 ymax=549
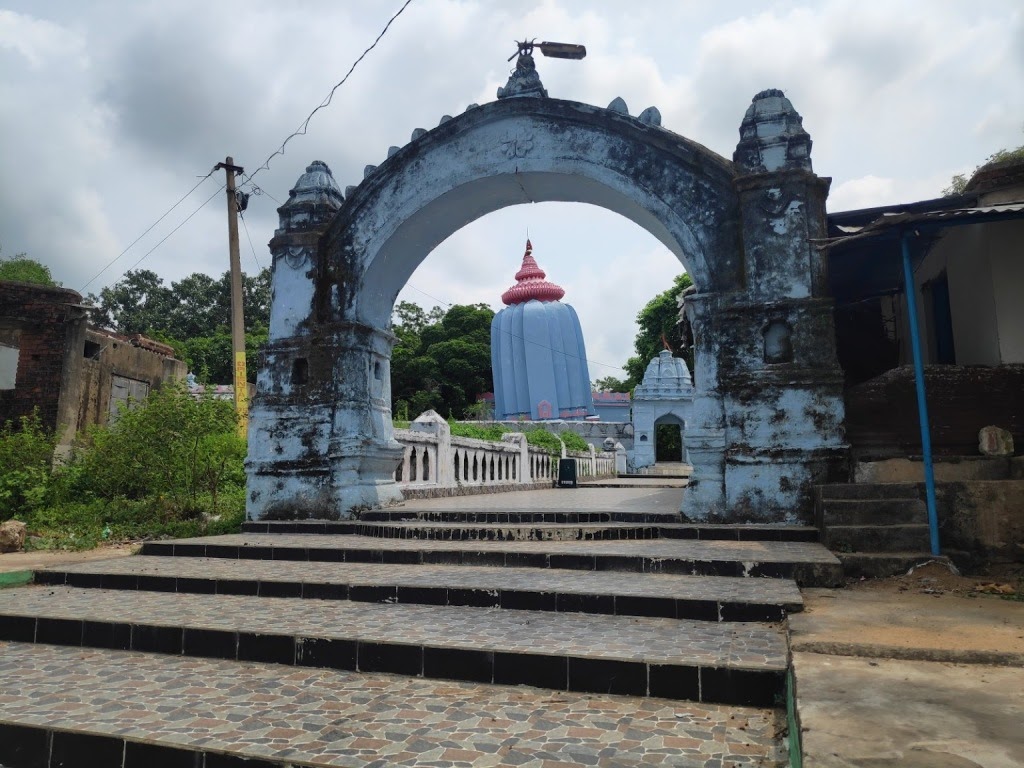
xmin=816 ymin=201 xmax=1024 ymax=249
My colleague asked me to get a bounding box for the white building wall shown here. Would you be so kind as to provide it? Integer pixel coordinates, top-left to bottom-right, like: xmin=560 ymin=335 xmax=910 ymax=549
xmin=989 ymin=221 xmax=1024 ymax=363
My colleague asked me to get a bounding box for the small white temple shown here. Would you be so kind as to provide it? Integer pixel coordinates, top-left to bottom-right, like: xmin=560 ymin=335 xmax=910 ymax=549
xmin=630 ymin=350 xmax=695 ymax=469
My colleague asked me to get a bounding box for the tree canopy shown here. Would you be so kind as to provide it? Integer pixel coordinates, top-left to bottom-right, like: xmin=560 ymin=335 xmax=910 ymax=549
xmin=623 ymin=273 xmax=693 ymax=387
xmin=89 ymin=267 xmax=271 ymax=383
xmin=391 ymin=302 xmax=494 ymax=420
xmin=91 ymin=268 xmax=270 ymax=339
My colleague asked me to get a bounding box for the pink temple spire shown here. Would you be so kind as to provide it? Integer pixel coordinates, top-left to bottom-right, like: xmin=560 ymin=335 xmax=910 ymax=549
xmin=501 ymin=239 xmax=566 ymax=305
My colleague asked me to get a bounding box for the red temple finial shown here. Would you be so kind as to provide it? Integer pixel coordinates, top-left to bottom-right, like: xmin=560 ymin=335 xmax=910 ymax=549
xmin=502 ymin=240 xmax=566 ymax=305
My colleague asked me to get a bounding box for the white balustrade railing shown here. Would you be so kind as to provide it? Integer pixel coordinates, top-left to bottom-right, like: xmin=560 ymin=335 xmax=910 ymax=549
xmin=392 ymin=411 xmax=617 ymax=492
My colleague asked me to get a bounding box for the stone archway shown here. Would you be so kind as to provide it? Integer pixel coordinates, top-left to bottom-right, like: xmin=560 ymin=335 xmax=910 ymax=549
xmin=247 ymin=82 xmax=848 ymax=524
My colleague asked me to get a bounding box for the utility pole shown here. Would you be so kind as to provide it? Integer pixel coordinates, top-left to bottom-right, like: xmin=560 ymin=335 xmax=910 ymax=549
xmin=215 ymin=157 xmax=248 ymax=438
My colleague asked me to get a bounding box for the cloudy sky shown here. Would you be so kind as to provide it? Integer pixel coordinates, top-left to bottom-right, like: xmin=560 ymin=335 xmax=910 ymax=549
xmin=2 ymin=1 xmax=1022 ymax=379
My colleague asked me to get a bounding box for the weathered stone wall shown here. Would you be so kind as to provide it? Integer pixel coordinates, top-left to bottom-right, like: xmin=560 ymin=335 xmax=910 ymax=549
xmin=76 ymin=328 xmax=186 ymax=434
xmin=935 ymin=480 xmax=1024 ymax=566
xmin=846 ymin=365 xmax=1024 ymax=459
xmin=0 ymin=281 xmax=88 ymax=444
xmin=0 ymin=281 xmax=187 ymax=449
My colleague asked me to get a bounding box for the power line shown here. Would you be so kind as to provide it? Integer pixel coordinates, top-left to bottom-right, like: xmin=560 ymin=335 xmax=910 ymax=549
xmin=402 ymin=282 xmax=628 ymax=373
xmin=240 ymin=0 xmax=415 ymax=188
xmin=239 ymin=212 xmax=264 ymax=271
xmin=118 ymin=184 xmax=226 ymax=276
xmin=79 ymin=169 xmax=217 ymax=292
xmin=82 ymin=1 xmax=412 ymax=294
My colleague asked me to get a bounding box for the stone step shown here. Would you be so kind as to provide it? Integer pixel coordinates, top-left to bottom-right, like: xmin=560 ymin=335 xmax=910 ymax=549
xmin=0 ymin=586 xmax=788 ymax=706
xmin=35 ymin=556 xmax=802 ymax=622
xmin=823 ymin=524 xmax=932 ymax=554
xmin=354 ymin=521 xmax=664 ymax=542
xmin=817 ymin=498 xmax=926 ymax=526
xmin=141 ymin=533 xmax=844 ymax=586
xmin=354 ymin=509 xmax=681 ymax=524
xmin=0 ymin=642 xmax=786 ymax=767
xmin=244 ymin=519 xmax=819 ymax=542
xmin=815 ymin=482 xmax=920 ymax=501
xmin=837 ymin=552 xmax=951 ymax=579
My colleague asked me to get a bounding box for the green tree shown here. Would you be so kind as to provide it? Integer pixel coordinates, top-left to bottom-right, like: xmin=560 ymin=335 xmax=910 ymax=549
xmin=94 ymin=267 xmax=270 ymax=337
xmin=623 ymin=273 xmax=693 ymax=387
xmin=593 ymin=375 xmax=630 ymax=392
xmin=92 ymin=269 xmax=175 ymax=334
xmin=391 ymin=302 xmax=494 ymax=419
xmin=0 ymin=250 xmax=57 ymax=287
xmin=943 ymin=137 xmax=1024 ymax=196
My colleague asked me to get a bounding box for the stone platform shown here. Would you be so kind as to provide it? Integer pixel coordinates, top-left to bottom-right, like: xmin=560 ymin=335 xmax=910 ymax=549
xmin=0 ymin=488 xmax=835 ymax=766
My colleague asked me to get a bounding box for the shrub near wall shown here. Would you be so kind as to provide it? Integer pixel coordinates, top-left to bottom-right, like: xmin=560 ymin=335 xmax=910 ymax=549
xmin=0 ymin=411 xmax=55 ymax=521
xmin=0 ymin=384 xmax=247 ymax=550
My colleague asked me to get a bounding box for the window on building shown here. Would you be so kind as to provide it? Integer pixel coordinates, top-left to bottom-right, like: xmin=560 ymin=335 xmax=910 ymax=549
xmin=0 ymin=327 xmax=20 ymax=390
xmin=109 ymin=375 xmax=150 ymax=420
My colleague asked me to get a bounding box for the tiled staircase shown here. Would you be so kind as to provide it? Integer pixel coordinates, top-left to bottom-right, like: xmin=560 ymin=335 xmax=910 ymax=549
xmin=0 ymin=504 xmax=842 ymax=767
xmin=815 ymin=482 xmax=938 ymax=577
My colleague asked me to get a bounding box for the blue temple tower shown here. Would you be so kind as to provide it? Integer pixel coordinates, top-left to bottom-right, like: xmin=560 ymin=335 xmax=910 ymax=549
xmin=490 ymin=240 xmax=595 ymax=421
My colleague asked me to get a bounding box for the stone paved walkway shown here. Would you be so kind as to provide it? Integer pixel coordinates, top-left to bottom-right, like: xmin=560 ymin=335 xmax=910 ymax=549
xmin=0 ymin=486 xmax=824 ymax=766
xmin=0 ymin=586 xmax=788 ymax=671
xmin=0 ymin=642 xmax=786 ymax=767
xmin=158 ymin=533 xmax=839 ymax=565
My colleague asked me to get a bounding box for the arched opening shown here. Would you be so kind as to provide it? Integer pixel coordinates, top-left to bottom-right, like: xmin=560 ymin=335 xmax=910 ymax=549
xmin=250 ymin=91 xmax=846 ymax=525
xmin=654 ymin=414 xmax=685 ymax=463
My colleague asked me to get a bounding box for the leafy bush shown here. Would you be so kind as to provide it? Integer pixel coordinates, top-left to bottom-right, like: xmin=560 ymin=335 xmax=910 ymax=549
xmin=0 ymin=411 xmax=55 ymax=520
xmin=450 ymin=422 xmax=510 ymax=442
xmin=23 ymin=492 xmax=246 ymax=550
xmin=559 ymin=431 xmax=589 ymax=453
xmin=69 ymin=383 xmax=244 ymax=517
xmin=523 ymin=428 xmax=563 ymax=456
xmin=14 ymin=383 xmax=249 ymax=550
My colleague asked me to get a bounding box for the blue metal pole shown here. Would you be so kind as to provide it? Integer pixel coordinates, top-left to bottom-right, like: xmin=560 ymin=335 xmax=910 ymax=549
xmin=900 ymin=232 xmax=941 ymax=556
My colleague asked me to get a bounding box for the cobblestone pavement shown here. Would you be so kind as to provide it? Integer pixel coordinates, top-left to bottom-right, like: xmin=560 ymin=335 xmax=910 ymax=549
xmin=44 ymin=556 xmax=803 ymax=606
xmin=0 ymin=586 xmax=788 ymax=669
xmin=165 ymin=534 xmax=840 ymax=566
xmin=0 ymin=641 xmax=786 ymax=767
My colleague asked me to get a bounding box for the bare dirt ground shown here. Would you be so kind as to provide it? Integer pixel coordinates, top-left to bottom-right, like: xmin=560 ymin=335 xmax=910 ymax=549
xmin=0 ymin=542 xmax=138 ymax=574
xmin=848 ymin=559 xmax=1022 ymax=599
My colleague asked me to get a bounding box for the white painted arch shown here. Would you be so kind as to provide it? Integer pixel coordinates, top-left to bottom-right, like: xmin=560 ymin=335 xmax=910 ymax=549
xmin=322 ymin=97 xmax=743 ymax=329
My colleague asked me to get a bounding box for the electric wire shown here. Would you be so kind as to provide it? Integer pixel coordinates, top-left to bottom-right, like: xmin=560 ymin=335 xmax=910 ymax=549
xmin=239 ymin=212 xmax=264 ymax=271
xmin=79 ymin=169 xmax=217 ymax=292
xmin=118 ymin=184 xmax=226 ymax=276
xmin=83 ymin=0 xmax=411 ymax=293
xmin=239 ymin=0 xmax=415 ymax=189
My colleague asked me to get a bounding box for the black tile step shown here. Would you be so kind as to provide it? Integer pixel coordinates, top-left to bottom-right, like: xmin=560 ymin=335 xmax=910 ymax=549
xmin=0 ymin=586 xmax=787 ymax=707
xmin=35 ymin=557 xmax=802 ymax=622
xmin=140 ymin=534 xmax=844 ymax=587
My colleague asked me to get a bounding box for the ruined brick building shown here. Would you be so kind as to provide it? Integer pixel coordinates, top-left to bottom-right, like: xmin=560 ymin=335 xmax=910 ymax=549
xmin=0 ymin=281 xmax=186 ymax=450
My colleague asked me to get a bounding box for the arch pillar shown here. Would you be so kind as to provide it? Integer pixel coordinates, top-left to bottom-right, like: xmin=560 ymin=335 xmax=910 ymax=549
xmin=680 ymin=90 xmax=848 ymax=522
xmin=246 ymin=162 xmax=403 ymax=520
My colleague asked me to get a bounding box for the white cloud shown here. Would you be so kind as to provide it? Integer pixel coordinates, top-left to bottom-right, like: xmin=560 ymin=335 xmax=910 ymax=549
xmin=2 ymin=0 xmax=1023 ymax=369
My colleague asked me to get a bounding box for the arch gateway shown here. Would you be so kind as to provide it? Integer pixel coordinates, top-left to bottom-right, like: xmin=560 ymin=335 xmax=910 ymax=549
xmin=246 ymin=66 xmax=847 ymax=524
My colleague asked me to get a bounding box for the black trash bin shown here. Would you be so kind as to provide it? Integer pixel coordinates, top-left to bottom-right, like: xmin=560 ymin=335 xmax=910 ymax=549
xmin=557 ymin=458 xmax=577 ymax=488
